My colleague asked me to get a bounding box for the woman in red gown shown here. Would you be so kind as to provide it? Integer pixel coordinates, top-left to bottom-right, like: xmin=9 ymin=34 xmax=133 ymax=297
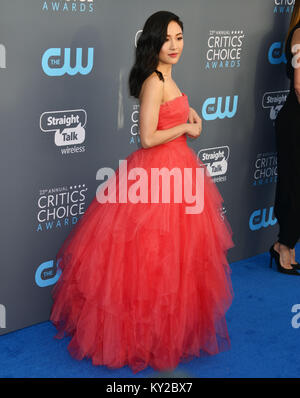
xmin=50 ymin=10 xmax=234 ymax=374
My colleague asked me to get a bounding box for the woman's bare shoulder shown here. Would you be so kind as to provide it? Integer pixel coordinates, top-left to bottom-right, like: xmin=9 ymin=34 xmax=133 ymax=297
xmin=139 ymin=72 xmax=164 ymax=104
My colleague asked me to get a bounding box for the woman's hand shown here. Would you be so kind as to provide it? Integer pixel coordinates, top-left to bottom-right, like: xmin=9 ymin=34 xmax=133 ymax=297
xmin=188 ymin=107 xmax=201 ymax=124
xmin=186 ymin=107 xmax=202 ymax=138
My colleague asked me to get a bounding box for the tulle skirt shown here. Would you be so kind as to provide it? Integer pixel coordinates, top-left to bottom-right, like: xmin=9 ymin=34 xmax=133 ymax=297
xmin=50 ymin=137 xmax=234 ymax=373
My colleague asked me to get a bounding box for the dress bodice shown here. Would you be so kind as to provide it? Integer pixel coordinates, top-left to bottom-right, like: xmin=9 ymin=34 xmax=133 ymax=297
xmin=156 ymin=92 xmax=190 ymax=140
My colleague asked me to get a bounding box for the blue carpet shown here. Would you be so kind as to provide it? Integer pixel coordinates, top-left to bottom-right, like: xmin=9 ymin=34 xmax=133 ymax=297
xmin=1 ymin=245 xmax=300 ymax=378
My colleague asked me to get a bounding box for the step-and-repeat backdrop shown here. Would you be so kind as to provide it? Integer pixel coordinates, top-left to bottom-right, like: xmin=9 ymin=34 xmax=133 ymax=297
xmin=0 ymin=0 xmax=294 ymax=334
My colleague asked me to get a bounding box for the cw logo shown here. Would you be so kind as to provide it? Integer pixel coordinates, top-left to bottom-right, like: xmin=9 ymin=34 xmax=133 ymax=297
xmin=202 ymin=95 xmax=238 ymax=120
xmin=0 ymin=44 xmax=6 ymax=69
xmin=268 ymin=42 xmax=287 ymax=65
xmin=0 ymin=304 xmax=6 ymax=328
xmin=42 ymin=47 xmax=94 ymax=76
xmin=249 ymin=206 xmax=277 ymax=231
xmin=35 ymin=259 xmax=62 ymax=287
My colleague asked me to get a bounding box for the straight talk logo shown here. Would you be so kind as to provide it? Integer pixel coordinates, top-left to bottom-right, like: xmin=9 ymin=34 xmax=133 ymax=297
xmin=0 ymin=304 xmax=6 ymax=328
xmin=96 ymin=160 xmax=206 ymax=215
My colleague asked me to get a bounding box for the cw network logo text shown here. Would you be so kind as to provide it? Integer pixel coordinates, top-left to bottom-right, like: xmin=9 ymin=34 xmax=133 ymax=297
xmin=249 ymin=206 xmax=277 ymax=231
xmin=35 ymin=260 xmax=62 ymax=287
xmin=268 ymin=42 xmax=287 ymax=64
xmin=42 ymin=48 xmax=94 ymax=76
xmin=202 ymin=95 xmax=238 ymax=120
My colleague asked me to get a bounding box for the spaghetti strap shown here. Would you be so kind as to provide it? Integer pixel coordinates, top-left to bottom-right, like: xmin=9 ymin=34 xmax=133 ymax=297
xmin=154 ymin=69 xmax=164 ymax=104
xmin=154 ymin=69 xmax=164 ymax=82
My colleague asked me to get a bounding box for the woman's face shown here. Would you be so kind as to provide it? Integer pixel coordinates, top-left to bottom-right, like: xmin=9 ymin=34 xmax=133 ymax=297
xmin=158 ymin=21 xmax=184 ymax=66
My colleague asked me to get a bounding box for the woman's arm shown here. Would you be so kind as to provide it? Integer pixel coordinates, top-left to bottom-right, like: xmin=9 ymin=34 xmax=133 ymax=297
xmin=139 ymin=74 xmax=188 ymax=148
xmin=291 ymin=28 xmax=300 ymax=104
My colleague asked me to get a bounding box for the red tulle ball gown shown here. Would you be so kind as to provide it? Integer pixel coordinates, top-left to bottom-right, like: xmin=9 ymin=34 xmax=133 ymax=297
xmin=50 ymin=91 xmax=234 ymax=374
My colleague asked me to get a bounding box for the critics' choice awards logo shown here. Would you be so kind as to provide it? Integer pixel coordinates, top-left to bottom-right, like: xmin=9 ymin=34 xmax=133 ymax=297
xmin=253 ymin=152 xmax=277 ymax=186
xmin=202 ymin=95 xmax=238 ymax=120
xmin=130 ymin=103 xmax=140 ymax=145
xmin=40 ymin=109 xmax=87 ymax=155
xmin=205 ymin=30 xmax=245 ymax=70
xmin=35 ymin=259 xmax=62 ymax=287
xmin=262 ymin=90 xmax=289 ymax=120
xmin=42 ymin=0 xmax=94 ymax=13
xmin=197 ymin=146 xmax=229 ymax=184
xmin=273 ymin=0 xmax=295 ymax=14
xmin=42 ymin=48 xmax=94 ymax=76
xmin=0 ymin=44 xmax=6 ymax=69
xmin=249 ymin=206 xmax=277 ymax=231
xmin=36 ymin=184 xmax=88 ymax=232
xmin=268 ymin=41 xmax=287 ymax=64
xmin=127 ymin=29 xmax=143 ymax=146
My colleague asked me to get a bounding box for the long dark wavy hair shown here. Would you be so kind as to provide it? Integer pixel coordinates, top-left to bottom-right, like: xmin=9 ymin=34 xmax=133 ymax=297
xmin=128 ymin=11 xmax=184 ymax=99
